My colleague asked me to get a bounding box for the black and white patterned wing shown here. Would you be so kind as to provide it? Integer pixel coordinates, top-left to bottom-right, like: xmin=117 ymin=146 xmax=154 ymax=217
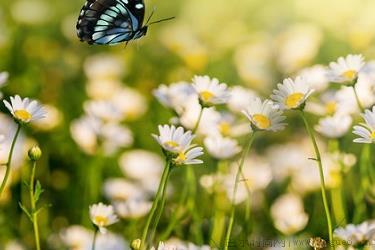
xmin=76 ymin=0 xmax=145 ymax=45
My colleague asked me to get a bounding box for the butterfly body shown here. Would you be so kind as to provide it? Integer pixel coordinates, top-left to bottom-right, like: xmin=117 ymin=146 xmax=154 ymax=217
xmin=76 ymin=0 xmax=147 ymax=45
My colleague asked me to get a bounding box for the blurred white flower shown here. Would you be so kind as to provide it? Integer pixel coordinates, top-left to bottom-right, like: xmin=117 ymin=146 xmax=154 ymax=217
xmin=103 ymin=178 xmax=145 ymax=202
xmin=153 ymin=82 xmax=195 ymax=114
xmin=112 ymin=87 xmax=148 ymax=121
xmin=84 ymin=100 xmax=123 ymax=123
xmin=353 ymin=106 xmax=375 ymax=144
xmin=334 ymin=221 xmax=375 ymax=246
xmin=199 ymin=110 xmax=249 ymax=138
xmin=11 ymin=0 xmax=51 ymax=25
xmin=306 ymin=90 xmax=357 ymax=116
xmin=70 ymin=115 xmax=133 ymax=155
xmin=271 ymin=77 xmax=314 ymax=110
xmin=86 ymin=79 xmax=122 ymax=100
xmin=192 ymin=75 xmax=230 ymax=106
xmin=152 ymin=239 xmax=211 ymax=250
xmin=242 ymin=97 xmax=286 ymax=131
xmin=225 ymin=155 xmax=272 ymax=204
xmin=114 ymin=199 xmax=152 ymax=219
xmin=119 ymin=150 xmax=163 ymax=193
xmin=3 ymin=95 xmax=46 ymax=124
xmin=0 ymin=71 xmax=9 ymax=88
xmin=276 ymin=24 xmax=322 ymax=74
xmin=328 ymin=54 xmax=365 ymax=84
xmin=178 ymin=97 xmax=218 ymax=131
xmin=60 ymin=225 xmax=92 ymax=250
xmin=89 ymin=203 xmax=118 ymax=234
xmin=267 ymin=141 xmax=308 ymax=181
xmin=234 ymin=39 xmax=274 ymax=92
xmin=101 ymin=123 xmax=133 ymax=154
xmin=315 ymin=114 xmax=352 ymax=138
xmin=152 ymin=125 xmax=203 ymax=165
xmin=84 ymin=54 xmax=125 ymax=81
xmin=204 ymin=135 xmax=241 ymax=160
xmin=298 ymin=65 xmax=329 ymax=92
xmin=31 ymin=104 xmax=62 ymax=131
xmin=0 ymin=114 xmax=27 ymax=169
xmin=227 ymin=86 xmax=259 ymax=114
xmin=119 ymin=150 xmax=163 ymax=180
xmin=95 ymin=232 xmax=129 ymax=250
xmin=271 ymin=193 xmax=308 ymax=235
xmin=4 ymin=240 xmax=25 ymax=250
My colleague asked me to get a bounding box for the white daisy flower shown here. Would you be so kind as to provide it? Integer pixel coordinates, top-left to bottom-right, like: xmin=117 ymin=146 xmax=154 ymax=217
xmin=353 ymin=106 xmax=375 ymax=144
xmin=334 ymin=221 xmax=375 ymax=246
xmin=242 ymin=97 xmax=286 ymax=132
xmin=152 ymin=125 xmax=194 ymax=153
xmin=153 ymin=82 xmax=195 ymax=113
xmin=315 ymin=114 xmax=352 ymax=138
xmin=204 ymin=135 xmax=241 ymax=160
xmin=192 ymin=75 xmax=230 ymax=106
xmin=89 ymin=203 xmax=118 ymax=234
xmin=271 ymin=76 xmax=314 ymax=110
xmin=3 ymin=95 xmax=46 ymax=124
xmin=152 ymin=125 xmax=203 ymax=166
xmin=328 ymin=54 xmax=365 ymax=84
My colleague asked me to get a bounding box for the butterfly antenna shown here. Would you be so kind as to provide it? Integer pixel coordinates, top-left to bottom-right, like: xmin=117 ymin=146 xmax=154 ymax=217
xmin=148 ymin=16 xmax=175 ymax=26
xmin=145 ymin=6 xmax=157 ymax=25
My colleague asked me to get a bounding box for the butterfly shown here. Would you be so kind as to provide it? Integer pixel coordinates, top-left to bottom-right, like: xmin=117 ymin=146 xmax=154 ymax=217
xmin=76 ymin=0 xmax=173 ymax=45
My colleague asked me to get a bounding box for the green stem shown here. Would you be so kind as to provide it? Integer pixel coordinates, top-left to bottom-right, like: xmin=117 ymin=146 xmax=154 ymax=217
xmin=140 ymin=160 xmax=171 ymax=250
xmin=160 ymin=168 xmax=189 ymax=241
xmin=30 ymin=161 xmax=41 ymax=250
xmin=224 ymin=132 xmax=256 ymax=250
xmin=193 ymin=108 xmax=204 ymax=133
xmin=0 ymin=123 xmax=21 ymax=198
xmin=92 ymin=228 xmax=98 ymax=250
xmin=148 ymin=164 xmax=171 ymax=244
xmin=331 ymin=187 xmax=346 ymax=226
xmin=241 ymin=171 xmax=253 ymax=237
xmin=300 ymin=110 xmax=333 ymax=247
xmin=352 ymin=85 xmax=364 ymax=112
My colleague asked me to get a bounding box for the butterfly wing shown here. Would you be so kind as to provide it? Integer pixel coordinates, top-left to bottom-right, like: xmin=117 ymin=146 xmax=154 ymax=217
xmin=76 ymin=0 xmax=145 ymax=45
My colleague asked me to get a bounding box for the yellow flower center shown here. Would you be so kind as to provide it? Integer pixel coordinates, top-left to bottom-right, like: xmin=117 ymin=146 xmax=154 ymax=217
xmin=199 ymin=91 xmax=214 ymax=103
xmin=14 ymin=109 xmax=32 ymax=122
xmin=175 ymin=151 xmax=186 ymax=164
xmin=94 ymin=215 xmax=108 ymax=226
xmin=219 ymin=122 xmax=231 ymax=136
xmin=342 ymin=70 xmax=357 ymax=81
xmin=371 ymin=130 xmax=375 ymax=139
xmin=325 ymin=101 xmax=337 ymax=115
xmin=285 ymin=92 xmax=305 ymax=109
xmin=164 ymin=141 xmax=179 ymax=149
xmin=252 ymin=114 xmax=271 ymax=130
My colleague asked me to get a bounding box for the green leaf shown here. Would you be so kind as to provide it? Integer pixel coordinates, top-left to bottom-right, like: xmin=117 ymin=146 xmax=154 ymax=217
xmin=35 ymin=203 xmax=52 ymax=216
xmin=19 ymin=202 xmax=32 ymax=222
xmin=34 ymin=180 xmax=44 ymax=204
xmin=22 ymin=180 xmax=29 ymax=189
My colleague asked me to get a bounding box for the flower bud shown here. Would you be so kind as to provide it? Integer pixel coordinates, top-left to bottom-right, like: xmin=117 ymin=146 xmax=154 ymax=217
xmin=131 ymin=239 xmax=141 ymax=250
xmin=28 ymin=146 xmax=42 ymax=161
